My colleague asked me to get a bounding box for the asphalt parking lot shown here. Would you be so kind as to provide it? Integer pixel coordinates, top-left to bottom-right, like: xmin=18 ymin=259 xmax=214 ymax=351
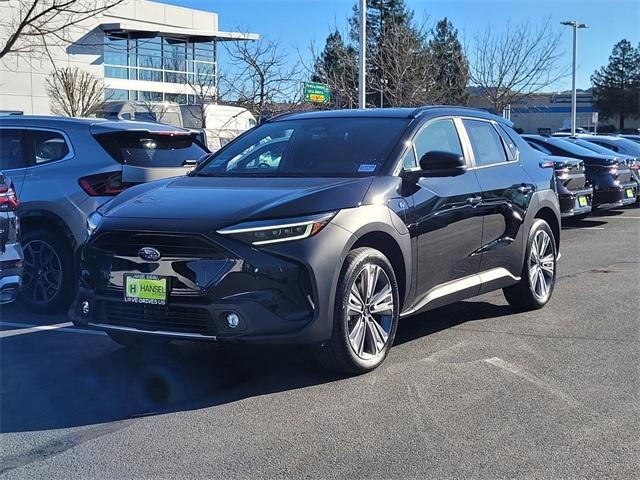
xmin=0 ymin=208 xmax=639 ymax=479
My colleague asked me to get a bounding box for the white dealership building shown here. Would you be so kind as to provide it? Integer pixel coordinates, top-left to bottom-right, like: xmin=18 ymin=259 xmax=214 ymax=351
xmin=0 ymin=0 xmax=257 ymax=115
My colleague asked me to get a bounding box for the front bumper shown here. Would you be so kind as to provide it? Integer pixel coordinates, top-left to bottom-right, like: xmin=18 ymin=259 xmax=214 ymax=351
xmin=593 ymin=182 xmax=638 ymax=209
xmin=559 ymin=186 xmax=593 ymax=218
xmin=70 ymin=223 xmax=353 ymax=344
xmin=0 ymin=242 xmax=23 ymax=305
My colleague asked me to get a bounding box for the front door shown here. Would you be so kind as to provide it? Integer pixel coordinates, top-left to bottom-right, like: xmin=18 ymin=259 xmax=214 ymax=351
xmin=404 ymin=117 xmax=485 ymax=314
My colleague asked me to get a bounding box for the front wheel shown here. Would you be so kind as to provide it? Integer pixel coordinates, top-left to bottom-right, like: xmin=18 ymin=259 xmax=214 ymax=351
xmin=503 ymin=218 xmax=557 ymax=310
xmin=312 ymin=247 xmax=399 ymax=374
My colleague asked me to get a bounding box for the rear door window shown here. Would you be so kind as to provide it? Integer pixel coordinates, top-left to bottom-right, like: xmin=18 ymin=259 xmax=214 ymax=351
xmin=26 ymin=129 xmax=71 ymax=165
xmin=463 ymin=119 xmax=508 ymax=167
xmin=0 ymin=129 xmax=26 ymax=170
xmin=94 ymin=131 xmax=208 ymax=167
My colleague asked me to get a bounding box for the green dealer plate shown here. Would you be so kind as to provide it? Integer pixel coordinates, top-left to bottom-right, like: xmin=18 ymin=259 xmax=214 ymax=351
xmin=124 ymin=274 xmax=169 ymax=305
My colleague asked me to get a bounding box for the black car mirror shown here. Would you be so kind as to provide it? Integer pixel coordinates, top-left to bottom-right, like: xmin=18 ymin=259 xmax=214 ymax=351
xmin=411 ymin=151 xmax=467 ymax=178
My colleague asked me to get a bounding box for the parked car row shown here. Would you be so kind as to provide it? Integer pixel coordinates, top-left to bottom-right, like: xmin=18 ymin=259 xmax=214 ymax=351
xmin=522 ymin=134 xmax=638 ymax=217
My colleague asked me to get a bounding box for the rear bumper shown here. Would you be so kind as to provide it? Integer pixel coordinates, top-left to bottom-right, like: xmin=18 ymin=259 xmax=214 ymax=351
xmin=593 ymin=182 xmax=638 ymax=209
xmin=559 ymin=186 xmax=593 ymax=218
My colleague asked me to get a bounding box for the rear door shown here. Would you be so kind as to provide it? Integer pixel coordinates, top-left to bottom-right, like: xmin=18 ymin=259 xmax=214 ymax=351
xmin=91 ymin=129 xmax=208 ymax=183
xmin=0 ymin=127 xmax=27 ymax=195
xmin=462 ymin=119 xmax=534 ymax=288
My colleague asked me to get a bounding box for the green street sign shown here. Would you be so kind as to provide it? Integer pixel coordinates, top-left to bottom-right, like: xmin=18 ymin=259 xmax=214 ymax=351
xmin=303 ymin=81 xmax=330 ymax=104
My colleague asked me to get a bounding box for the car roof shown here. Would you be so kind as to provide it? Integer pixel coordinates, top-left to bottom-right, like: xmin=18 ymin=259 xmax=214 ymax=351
xmin=575 ymin=134 xmax=623 ymax=142
xmin=0 ymin=115 xmax=189 ymax=132
xmin=269 ymin=106 xmax=511 ymax=124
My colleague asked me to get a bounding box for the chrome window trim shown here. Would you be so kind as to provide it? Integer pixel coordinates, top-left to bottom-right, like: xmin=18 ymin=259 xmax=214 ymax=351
xmin=24 ymin=127 xmax=75 ymax=167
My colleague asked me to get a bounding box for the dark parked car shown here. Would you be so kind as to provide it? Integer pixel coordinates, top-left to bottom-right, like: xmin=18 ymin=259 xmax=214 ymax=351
xmin=522 ymin=135 xmax=637 ymax=210
xmin=563 ymin=136 xmax=640 ymax=203
xmin=536 ymin=153 xmax=592 ymax=218
xmin=0 ymin=172 xmax=22 ymax=304
xmin=72 ymin=107 xmax=560 ymax=374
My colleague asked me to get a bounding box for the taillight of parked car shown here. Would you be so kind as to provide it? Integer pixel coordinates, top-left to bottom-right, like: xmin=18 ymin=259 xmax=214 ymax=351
xmin=0 ymin=180 xmax=19 ymax=211
xmin=78 ymin=171 xmax=132 ymax=196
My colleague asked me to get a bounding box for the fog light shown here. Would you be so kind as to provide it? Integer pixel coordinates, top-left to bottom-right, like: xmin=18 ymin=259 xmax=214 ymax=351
xmin=80 ymin=300 xmax=90 ymax=315
xmin=226 ymin=312 xmax=240 ymax=329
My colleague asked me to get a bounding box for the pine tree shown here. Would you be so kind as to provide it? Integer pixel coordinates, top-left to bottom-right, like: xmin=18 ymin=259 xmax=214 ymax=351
xmin=428 ymin=18 xmax=469 ymax=105
xmin=591 ymin=40 xmax=640 ymax=129
xmin=313 ymin=30 xmax=358 ymax=108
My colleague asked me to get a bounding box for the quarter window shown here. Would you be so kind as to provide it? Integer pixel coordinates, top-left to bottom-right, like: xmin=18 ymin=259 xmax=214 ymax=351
xmin=27 ymin=130 xmax=70 ymax=165
xmin=414 ymin=118 xmax=463 ymax=163
xmin=402 ymin=146 xmax=418 ymax=169
xmin=463 ymin=119 xmax=508 ymax=167
xmin=0 ymin=129 xmax=26 ymax=169
xmin=496 ymin=124 xmax=519 ymax=160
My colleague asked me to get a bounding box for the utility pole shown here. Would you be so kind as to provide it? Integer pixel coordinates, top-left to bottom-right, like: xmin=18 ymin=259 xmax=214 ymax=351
xmin=561 ymin=20 xmax=588 ymax=136
xmin=358 ymin=0 xmax=366 ymax=109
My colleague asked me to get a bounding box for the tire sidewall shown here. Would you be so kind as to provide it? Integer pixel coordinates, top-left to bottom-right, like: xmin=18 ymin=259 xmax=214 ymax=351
xmin=19 ymin=228 xmax=75 ymax=313
xmin=334 ymin=249 xmax=400 ymax=371
xmin=524 ymin=219 xmax=557 ymax=307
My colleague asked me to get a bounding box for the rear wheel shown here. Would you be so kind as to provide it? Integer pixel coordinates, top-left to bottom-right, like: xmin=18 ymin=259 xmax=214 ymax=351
xmin=20 ymin=228 xmax=75 ymax=313
xmin=503 ymin=218 xmax=557 ymax=310
xmin=312 ymin=247 xmax=399 ymax=374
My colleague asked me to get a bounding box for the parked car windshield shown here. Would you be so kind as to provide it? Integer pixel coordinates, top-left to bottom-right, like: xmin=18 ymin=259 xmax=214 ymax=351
xmin=195 ymin=117 xmax=409 ymax=177
xmin=547 ymin=137 xmax=606 ymax=157
xmin=570 ymin=138 xmax=620 ymax=156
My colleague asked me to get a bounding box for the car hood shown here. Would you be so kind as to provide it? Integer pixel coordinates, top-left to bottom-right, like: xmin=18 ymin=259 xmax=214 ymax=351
xmin=102 ymin=175 xmax=374 ymax=223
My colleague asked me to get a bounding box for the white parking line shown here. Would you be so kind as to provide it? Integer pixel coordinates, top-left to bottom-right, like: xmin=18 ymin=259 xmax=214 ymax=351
xmin=0 ymin=321 xmax=106 ymax=338
xmin=484 ymin=357 xmax=579 ymax=407
xmin=563 ymin=226 xmax=605 ymax=230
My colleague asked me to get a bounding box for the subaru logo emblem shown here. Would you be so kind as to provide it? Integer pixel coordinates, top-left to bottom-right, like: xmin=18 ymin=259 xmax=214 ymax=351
xmin=138 ymin=247 xmax=161 ymax=261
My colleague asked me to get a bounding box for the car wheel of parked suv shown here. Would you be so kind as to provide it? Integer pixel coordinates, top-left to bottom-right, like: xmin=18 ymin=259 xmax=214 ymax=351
xmin=503 ymin=219 xmax=557 ymax=310
xmin=313 ymin=248 xmax=399 ymax=375
xmin=20 ymin=228 xmax=74 ymax=313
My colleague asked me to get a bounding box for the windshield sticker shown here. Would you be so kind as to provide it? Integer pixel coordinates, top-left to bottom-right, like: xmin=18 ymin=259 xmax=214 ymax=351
xmin=358 ymin=164 xmax=377 ymax=173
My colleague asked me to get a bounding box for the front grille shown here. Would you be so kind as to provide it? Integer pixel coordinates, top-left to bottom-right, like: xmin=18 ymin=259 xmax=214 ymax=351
xmin=101 ymin=301 xmax=213 ymax=335
xmin=91 ymin=231 xmax=226 ymax=259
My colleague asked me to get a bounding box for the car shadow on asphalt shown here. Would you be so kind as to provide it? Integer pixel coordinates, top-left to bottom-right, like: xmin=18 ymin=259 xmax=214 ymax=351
xmin=0 ymin=300 xmax=514 ymax=434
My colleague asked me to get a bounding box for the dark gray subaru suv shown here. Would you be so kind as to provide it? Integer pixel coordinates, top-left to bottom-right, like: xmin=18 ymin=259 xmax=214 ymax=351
xmin=72 ymin=107 xmax=560 ymax=374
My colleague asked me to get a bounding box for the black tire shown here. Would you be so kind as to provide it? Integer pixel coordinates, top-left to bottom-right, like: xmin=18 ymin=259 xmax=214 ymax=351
xmin=107 ymin=331 xmax=170 ymax=348
xmin=19 ymin=228 xmax=75 ymax=314
xmin=503 ymin=218 xmax=557 ymax=311
xmin=312 ymin=247 xmax=400 ymax=375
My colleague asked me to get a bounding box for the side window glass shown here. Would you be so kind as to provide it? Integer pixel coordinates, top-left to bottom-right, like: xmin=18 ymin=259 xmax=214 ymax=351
xmin=402 ymin=146 xmax=417 ymax=170
xmin=0 ymin=129 xmax=26 ymax=169
xmin=593 ymin=141 xmax=617 ymax=152
xmin=27 ymin=130 xmax=71 ymax=165
xmin=496 ymin=124 xmax=519 ymax=160
xmin=414 ymin=118 xmax=463 ymax=164
xmin=463 ymin=119 xmax=508 ymax=167
xmin=528 ymin=141 xmax=552 ymax=155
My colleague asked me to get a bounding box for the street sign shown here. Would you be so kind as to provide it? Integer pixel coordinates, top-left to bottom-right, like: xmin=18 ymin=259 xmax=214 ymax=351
xmin=303 ymin=81 xmax=330 ymax=104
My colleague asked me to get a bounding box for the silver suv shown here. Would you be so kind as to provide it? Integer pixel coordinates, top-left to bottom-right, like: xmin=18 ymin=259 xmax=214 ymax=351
xmin=0 ymin=116 xmax=208 ymax=312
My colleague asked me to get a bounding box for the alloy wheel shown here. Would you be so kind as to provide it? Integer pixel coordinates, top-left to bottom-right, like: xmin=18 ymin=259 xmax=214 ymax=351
xmin=528 ymin=230 xmax=555 ymax=302
xmin=346 ymin=264 xmax=395 ymax=360
xmin=21 ymin=240 xmax=63 ymax=305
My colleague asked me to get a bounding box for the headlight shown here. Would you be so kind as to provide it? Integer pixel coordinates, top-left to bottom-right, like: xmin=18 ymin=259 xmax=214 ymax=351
xmin=86 ymin=211 xmax=103 ymax=238
xmin=554 ymin=168 xmax=570 ymax=180
xmin=217 ymin=212 xmax=336 ymax=246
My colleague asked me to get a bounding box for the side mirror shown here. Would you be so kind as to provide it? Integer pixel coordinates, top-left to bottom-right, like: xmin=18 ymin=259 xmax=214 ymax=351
xmin=414 ymin=151 xmax=467 ymax=178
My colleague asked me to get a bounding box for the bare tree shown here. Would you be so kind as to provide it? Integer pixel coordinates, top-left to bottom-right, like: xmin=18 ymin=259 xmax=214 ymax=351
xmin=468 ymin=18 xmax=568 ymax=114
xmin=183 ymin=65 xmax=217 ymax=128
xmin=45 ymin=66 xmax=106 ymax=117
xmin=0 ymin=0 xmax=124 ymax=60
xmin=221 ymin=36 xmax=302 ymax=120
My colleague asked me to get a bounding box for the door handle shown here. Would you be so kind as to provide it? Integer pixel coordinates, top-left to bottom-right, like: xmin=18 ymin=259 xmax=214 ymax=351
xmin=517 ymin=184 xmax=533 ymax=194
xmin=466 ymin=196 xmax=482 ymax=205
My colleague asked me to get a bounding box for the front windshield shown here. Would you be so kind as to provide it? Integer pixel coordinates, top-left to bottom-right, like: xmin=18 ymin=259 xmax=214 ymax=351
xmin=571 ymin=139 xmax=618 ymax=155
xmin=547 ymin=137 xmax=604 ymax=156
xmin=195 ymin=117 xmax=409 ymax=177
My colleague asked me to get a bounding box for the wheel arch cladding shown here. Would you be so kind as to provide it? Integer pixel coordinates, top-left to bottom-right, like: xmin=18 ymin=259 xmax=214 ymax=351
xmin=351 ymin=231 xmax=407 ymax=310
xmin=20 ymin=211 xmax=77 ymax=250
xmin=534 ymin=207 xmax=560 ymax=251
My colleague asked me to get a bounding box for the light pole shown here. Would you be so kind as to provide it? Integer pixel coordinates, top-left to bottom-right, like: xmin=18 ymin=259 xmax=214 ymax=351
xmin=358 ymin=0 xmax=366 ymax=109
xmin=561 ymin=20 xmax=588 ymax=136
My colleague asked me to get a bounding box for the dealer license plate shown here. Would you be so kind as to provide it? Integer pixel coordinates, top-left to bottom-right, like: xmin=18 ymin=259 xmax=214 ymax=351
xmin=625 ymin=188 xmax=635 ymax=198
xmin=578 ymin=196 xmax=588 ymax=207
xmin=124 ymin=274 xmax=169 ymax=305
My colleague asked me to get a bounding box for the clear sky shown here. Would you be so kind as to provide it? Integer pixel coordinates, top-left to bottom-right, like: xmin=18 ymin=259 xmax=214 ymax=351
xmin=159 ymin=0 xmax=640 ymax=91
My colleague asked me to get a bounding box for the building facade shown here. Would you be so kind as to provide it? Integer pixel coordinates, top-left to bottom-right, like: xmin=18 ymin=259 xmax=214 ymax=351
xmin=0 ymin=0 xmax=257 ymax=114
